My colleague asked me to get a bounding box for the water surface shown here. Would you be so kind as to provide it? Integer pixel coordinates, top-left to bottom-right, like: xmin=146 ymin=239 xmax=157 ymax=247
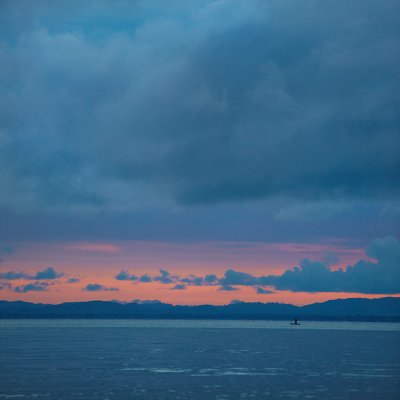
xmin=1 ymin=320 xmax=399 ymax=399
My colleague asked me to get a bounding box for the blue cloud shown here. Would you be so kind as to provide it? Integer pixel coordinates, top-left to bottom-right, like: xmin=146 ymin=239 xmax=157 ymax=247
xmin=0 ymin=271 xmax=31 ymax=280
xmin=204 ymin=274 xmax=218 ymax=284
xmin=0 ymin=267 xmax=63 ymax=281
xmin=66 ymin=278 xmax=80 ymax=283
xmin=0 ymin=0 xmax=398 ymax=216
xmin=110 ymin=236 xmax=400 ymax=294
xmin=180 ymin=275 xmax=206 ymax=286
xmin=255 ymin=287 xmax=274 ymax=295
xmin=266 ymin=236 xmax=400 ymax=294
xmin=84 ymin=283 xmax=119 ymax=292
xmin=14 ymin=282 xmax=49 ymax=293
xmin=219 ymin=269 xmax=260 ymax=286
xmin=115 ymin=270 xmax=138 ymax=281
xmin=170 ymin=283 xmax=186 ymax=290
xmin=139 ymin=274 xmax=152 ymax=283
xmin=154 ymin=269 xmax=177 ymax=284
xmin=34 ymin=267 xmax=63 ymax=280
xmin=218 ymin=284 xmax=238 ymax=292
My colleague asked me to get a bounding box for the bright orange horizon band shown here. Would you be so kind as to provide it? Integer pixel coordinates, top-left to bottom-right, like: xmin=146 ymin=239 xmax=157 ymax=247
xmin=0 ymin=239 xmax=395 ymax=306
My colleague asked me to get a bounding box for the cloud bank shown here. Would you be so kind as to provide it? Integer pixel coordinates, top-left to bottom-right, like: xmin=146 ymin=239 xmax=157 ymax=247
xmin=14 ymin=282 xmax=49 ymax=293
xmin=0 ymin=0 xmax=399 ymax=214
xmin=84 ymin=283 xmax=119 ymax=292
xmin=113 ymin=236 xmax=400 ymax=294
xmin=0 ymin=267 xmax=63 ymax=280
xmin=0 ymin=237 xmax=398 ymax=295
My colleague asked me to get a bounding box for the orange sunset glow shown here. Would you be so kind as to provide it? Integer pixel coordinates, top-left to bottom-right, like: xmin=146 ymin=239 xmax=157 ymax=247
xmin=1 ymin=238 xmax=398 ymax=305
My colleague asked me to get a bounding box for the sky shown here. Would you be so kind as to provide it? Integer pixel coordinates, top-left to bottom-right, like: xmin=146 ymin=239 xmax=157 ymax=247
xmin=0 ymin=0 xmax=399 ymax=305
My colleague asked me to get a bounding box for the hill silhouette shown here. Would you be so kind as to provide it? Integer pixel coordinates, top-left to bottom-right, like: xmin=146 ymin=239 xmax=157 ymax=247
xmin=1 ymin=297 xmax=399 ymax=321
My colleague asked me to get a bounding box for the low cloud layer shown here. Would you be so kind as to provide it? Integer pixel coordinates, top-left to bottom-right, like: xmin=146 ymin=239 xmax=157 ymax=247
xmin=84 ymin=283 xmax=119 ymax=292
xmin=115 ymin=271 xmax=138 ymax=281
xmin=66 ymin=278 xmax=80 ymax=284
xmin=170 ymin=284 xmax=186 ymax=291
xmin=14 ymin=282 xmax=49 ymax=293
xmin=1 ymin=238 xmax=398 ymax=295
xmin=114 ymin=236 xmax=400 ymax=294
xmin=267 ymin=236 xmax=400 ymax=293
xmin=0 ymin=267 xmax=63 ymax=280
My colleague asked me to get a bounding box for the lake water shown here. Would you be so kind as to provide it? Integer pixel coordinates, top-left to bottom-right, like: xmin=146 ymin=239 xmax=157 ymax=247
xmin=1 ymin=320 xmax=399 ymax=399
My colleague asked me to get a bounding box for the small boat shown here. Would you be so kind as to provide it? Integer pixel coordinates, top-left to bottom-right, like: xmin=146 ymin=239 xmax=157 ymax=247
xmin=290 ymin=318 xmax=300 ymax=326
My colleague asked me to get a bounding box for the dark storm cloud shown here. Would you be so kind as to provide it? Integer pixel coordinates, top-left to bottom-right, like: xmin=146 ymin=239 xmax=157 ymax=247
xmin=84 ymin=283 xmax=119 ymax=292
xmin=14 ymin=282 xmax=49 ymax=293
xmin=0 ymin=0 xmax=399 ymax=219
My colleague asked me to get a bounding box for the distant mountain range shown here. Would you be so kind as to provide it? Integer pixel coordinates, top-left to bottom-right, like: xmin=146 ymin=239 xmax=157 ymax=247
xmin=0 ymin=297 xmax=399 ymax=321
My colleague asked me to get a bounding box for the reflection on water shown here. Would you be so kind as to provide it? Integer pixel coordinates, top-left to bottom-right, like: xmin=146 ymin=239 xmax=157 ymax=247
xmin=0 ymin=320 xmax=399 ymax=399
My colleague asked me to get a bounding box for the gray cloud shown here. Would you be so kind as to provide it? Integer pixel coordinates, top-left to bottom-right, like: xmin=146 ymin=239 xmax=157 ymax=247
xmin=0 ymin=0 xmax=398 ymax=219
xmin=0 ymin=271 xmax=31 ymax=280
xmin=139 ymin=274 xmax=152 ymax=283
xmin=218 ymin=284 xmax=238 ymax=292
xmin=34 ymin=267 xmax=63 ymax=280
xmin=170 ymin=283 xmax=186 ymax=290
xmin=180 ymin=274 xmax=207 ymax=286
xmin=266 ymin=236 xmax=400 ymax=293
xmin=0 ymin=267 xmax=63 ymax=280
xmin=204 ymin=274 xmax=218 ymax=284
xmin=255 ymin=287 xmax=274 ymax=295
xmin=115 ymin=270 xmax=138 ymax=281
xmin=84 ymin=283 xmax=119 ymax=292
xmin=66 ymin=277 xmax=80 ymax=283
xmin=214 ymin=236 xmax=400 ymax=294
xmin=154 ymin=269 xmax=178 ymax=284
xmin=1 ymin=201 xmax=398 ymax=243
xmin=113 ymin=236 xmax=400 ymax=294
xmin=219 ymin=269 xmax=265 ymax=287
xmin=14 ymin=282 xmax=49 ymax=293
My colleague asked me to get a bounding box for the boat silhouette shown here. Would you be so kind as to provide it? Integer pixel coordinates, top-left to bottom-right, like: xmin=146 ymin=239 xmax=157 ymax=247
xmin=290 ymin=318 xmax=300 ymax=325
